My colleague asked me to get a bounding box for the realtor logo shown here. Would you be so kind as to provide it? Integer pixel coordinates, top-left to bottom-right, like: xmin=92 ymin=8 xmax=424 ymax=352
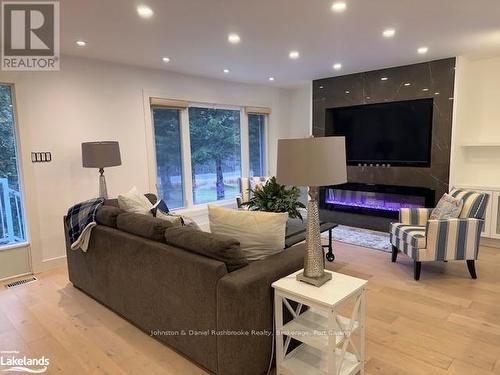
xmin=1 ymin=1 xmax=60 ymax=71
xmin=0 ymin=351 xmax=49 ymax=373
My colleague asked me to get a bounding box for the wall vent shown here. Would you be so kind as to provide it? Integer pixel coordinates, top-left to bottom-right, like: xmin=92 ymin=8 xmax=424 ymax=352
xmin=4 ymin=276 xmax=38 ymax=289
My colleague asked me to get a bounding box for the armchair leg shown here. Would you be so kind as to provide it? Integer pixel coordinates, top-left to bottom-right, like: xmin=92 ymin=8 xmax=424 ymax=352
xmin=414 ymin=261 xmax=421 ymax=281
xmin=467 ymin=260 xmax=477 ymax=279
xmin=391 ymin=245 xmax=398 ymax=262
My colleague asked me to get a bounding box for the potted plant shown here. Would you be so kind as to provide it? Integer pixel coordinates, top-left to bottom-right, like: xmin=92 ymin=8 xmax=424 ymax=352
xmin=241 ymin=176 xmax=306 ymax=220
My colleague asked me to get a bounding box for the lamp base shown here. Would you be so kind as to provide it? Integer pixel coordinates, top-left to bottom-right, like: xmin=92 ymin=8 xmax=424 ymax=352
xmin=296 ymin=271 xmax=332 ymax=287
xmin=301 ymin=188 xmax=328 ymax=287
xmin=99 ymin=168 xmax=108 ymax=199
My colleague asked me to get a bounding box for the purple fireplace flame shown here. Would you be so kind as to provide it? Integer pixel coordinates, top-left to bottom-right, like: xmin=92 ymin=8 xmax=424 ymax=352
xmin=325 ymin=189 xmax=424 ymax=212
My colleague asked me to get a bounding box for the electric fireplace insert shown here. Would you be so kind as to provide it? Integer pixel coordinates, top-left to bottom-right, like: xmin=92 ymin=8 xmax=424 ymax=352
xmin=320 ymin=183 xmax=435 ymax=219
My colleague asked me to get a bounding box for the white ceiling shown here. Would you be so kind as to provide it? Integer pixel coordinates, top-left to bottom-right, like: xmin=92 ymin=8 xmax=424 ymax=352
xmin=61 ymin=0 xmax=500 ymax=87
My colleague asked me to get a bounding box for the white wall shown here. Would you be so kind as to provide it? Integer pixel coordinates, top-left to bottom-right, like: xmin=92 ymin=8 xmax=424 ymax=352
xmin=0 ymin=56 xmax=310 ymax=272
xmin=288 ymin=83 xmax=313 ymax=137
xmin=451 ymin=55 xmax=500 ymax=188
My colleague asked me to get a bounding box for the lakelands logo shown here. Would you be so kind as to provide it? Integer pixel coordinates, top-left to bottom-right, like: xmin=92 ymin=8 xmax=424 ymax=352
xmin=1 ymin=1 xmax=60 ymax=71
xmin=0 ymin=351 xmax=49 ymax=373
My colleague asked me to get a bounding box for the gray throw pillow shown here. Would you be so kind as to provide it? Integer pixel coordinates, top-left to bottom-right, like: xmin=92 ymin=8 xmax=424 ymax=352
xmin=430 ymin=193 xmax=463 ymax=220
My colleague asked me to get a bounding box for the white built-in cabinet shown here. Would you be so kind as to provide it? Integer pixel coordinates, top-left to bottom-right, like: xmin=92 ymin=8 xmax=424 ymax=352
xmin=455 ymin=186 xmax=500 ymax=239
xmin=490 ymin=191 xmax=500 ymax=239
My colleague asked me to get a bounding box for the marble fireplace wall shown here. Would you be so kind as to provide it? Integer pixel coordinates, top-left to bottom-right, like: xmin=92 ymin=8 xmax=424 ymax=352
xmin=313 ymin=57 xmax=456 ymax=204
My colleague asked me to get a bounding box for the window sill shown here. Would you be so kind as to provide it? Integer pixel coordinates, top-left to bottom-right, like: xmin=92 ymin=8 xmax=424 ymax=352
xmin=0 ymin=242 xmax=30 ymax=251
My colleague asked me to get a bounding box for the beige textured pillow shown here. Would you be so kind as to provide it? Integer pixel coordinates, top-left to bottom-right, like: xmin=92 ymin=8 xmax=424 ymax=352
xmin=118 ymin=186 xmax=153 ymax=215
xmin=156 ymin=210 xmax=184 ymax=227
xmin=118 ymin=187 xmax=182 ymax=227
xmin=208 ymin=205 xmax=288 ymax=261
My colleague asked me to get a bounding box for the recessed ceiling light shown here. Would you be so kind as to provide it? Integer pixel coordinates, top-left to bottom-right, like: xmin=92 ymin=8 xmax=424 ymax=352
xmin=137 ymin=4 xmax=153 ymax=18
xmin=417 ymin=46 xmax=428 ymax=54
xmin=345 ymin=90 xmax=350 ymax=94
xmin=162 ymin=57 xmax=170 ymax=63
xmin=268 ymin=77 xmax=275 ymax=81
xmin=422 ymin=88 xmax=429 ymax=91
xmin=366 ymin=96 xmax=371 ymax=99
xmin=404 ymin=82 xmax=411 ymax=86
xmin=228 ymin=33 xmax=240 ymax=44
xmin=331 ymin=2 xmax=347 ymax=12
xmin=383 ymin=28 xmax=396 ymax=38
xmin=223 ymin=68 xmax=230 ymax=74
xmin=333 ymin=63 xmax=342 ymax=70
xmin=289 ymin=50 xmax=300 ymax=59
xmin=76 ymin=40 xmax=87 ymax=47
xmin=435 ymin=92 xmax=440 ymax=95
xmin=319 ymin=85 xmax=324 ymax=89
xmin=381 ymin=77 xmax=388 ymax=81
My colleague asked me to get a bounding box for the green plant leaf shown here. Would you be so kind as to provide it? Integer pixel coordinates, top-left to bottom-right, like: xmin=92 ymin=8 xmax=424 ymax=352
xmin=241 ymin=176 xmax=305 ymax=221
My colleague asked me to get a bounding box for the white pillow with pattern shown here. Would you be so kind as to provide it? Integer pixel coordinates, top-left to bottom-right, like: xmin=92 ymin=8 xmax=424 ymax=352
xmin=430 ymin=193 xmax=463 ymax=220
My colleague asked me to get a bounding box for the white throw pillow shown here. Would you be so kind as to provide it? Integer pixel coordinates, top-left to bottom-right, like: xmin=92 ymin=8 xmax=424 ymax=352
xmin=155 ymin=210 xmax=184 ymax=227
xmin=208 ymin=205 xmax=288 ymax=261
xmin=118 ymin=187 xmax=188 ymax=228
xmin=117 ymin=186 xmax=153 ymax=215
xmin=430 ymin=193 xmax=464 ymax=220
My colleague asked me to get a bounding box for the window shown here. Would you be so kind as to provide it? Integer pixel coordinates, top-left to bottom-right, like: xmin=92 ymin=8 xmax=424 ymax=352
xmin=150 ymin=99 xmax=269 ymax=209
xmin=248 ymin=114 xmax=266 ymax=177
xmin=189 ymin=107 xmax=241 ymax=204
xmin=0 ymin=84 xmax=26 ymax=247
xmin=152 ymin=107 xmax=184 ymax=209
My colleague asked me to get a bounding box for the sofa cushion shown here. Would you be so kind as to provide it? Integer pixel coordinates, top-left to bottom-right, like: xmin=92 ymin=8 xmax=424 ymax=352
xmin=164 ymin=226 xmax=248 ymax=272
xmin=391 ymin=222 xmax=427 ymax=248
xmin=208 ymin=205 xmax=288 ymax=261
xmin=96 ymin=206 xmax=123 ymax=228
xmin=116 ymin=212 xmax=174 ymax=242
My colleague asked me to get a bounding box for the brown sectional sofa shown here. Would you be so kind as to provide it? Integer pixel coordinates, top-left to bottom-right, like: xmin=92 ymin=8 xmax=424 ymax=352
xmin=64 ymin=197 xmax=304 ymax=375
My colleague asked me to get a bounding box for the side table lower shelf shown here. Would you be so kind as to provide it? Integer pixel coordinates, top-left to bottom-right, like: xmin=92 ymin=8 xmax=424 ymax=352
xmin=281 ymin=308 xmax=359 ymax=351
xmin=280 ymin=344 xmax=360 ymax=375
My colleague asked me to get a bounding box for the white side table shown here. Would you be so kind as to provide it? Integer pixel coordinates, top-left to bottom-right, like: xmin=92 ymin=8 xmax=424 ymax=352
xmin=272 ymin=269 xmax=367 ymax=375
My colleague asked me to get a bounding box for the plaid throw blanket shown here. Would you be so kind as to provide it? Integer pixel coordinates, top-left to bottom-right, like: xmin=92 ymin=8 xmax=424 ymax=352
xmin=65 ymin=198 xmax=104 ymax=252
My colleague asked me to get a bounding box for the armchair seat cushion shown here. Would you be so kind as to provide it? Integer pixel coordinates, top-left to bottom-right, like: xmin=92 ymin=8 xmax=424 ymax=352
xmin=390 ymin=223 xmax=426 ymax=249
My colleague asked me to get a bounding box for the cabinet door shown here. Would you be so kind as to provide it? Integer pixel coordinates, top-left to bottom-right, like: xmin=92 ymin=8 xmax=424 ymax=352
xmin=490 ymin=192 xmax=500 ymax=239
xmin=476 ymin=190 xmax=493 ymax=238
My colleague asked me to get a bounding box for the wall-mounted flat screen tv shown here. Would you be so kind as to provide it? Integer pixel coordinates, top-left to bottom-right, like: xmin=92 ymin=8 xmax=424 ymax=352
xmin=329 ymin=98 xmax=433 ymax=167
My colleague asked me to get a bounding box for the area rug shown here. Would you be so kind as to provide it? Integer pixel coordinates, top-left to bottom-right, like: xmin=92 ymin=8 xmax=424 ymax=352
xmin=322 ymin=225 xmax=391 ymax=252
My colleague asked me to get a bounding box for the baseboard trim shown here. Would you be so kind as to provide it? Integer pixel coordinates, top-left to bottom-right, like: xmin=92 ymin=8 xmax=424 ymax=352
xmin=0 ymin=272 xmax=33 ymax=283
xmin=481 ymin=237 xmax=500 ymax=249
xmin=39 ymin=255 xmax=67 ymax=272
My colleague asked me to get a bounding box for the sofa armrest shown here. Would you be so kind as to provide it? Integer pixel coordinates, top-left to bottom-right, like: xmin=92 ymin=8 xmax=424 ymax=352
xmin=423 ymin=218 xmax=484 ymax=261
xmin=216 ymin=245 xmax=304 ymax=375
xmin=399 ymin=208 xmax=433 ymax=225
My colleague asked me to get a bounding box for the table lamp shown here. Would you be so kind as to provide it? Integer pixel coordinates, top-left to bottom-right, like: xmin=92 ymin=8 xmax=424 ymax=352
xmin=82 ymin=141 xmax=121 ymax=199
xmin=277 ymin=136 xmax=347 ymax=287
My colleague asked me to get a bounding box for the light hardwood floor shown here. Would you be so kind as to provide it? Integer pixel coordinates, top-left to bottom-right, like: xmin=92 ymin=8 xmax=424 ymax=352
xmin=1 ymin=241 xmax=499 ymax=375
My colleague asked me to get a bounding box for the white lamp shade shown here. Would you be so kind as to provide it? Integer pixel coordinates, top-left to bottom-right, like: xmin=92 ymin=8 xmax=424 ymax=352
xmin=276 ymin=136 xmax=347 ymax=187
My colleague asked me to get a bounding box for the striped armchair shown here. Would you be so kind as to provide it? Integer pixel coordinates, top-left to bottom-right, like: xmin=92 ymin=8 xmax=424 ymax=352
xmin=390 ymin=189 xmax=489 ymax=280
